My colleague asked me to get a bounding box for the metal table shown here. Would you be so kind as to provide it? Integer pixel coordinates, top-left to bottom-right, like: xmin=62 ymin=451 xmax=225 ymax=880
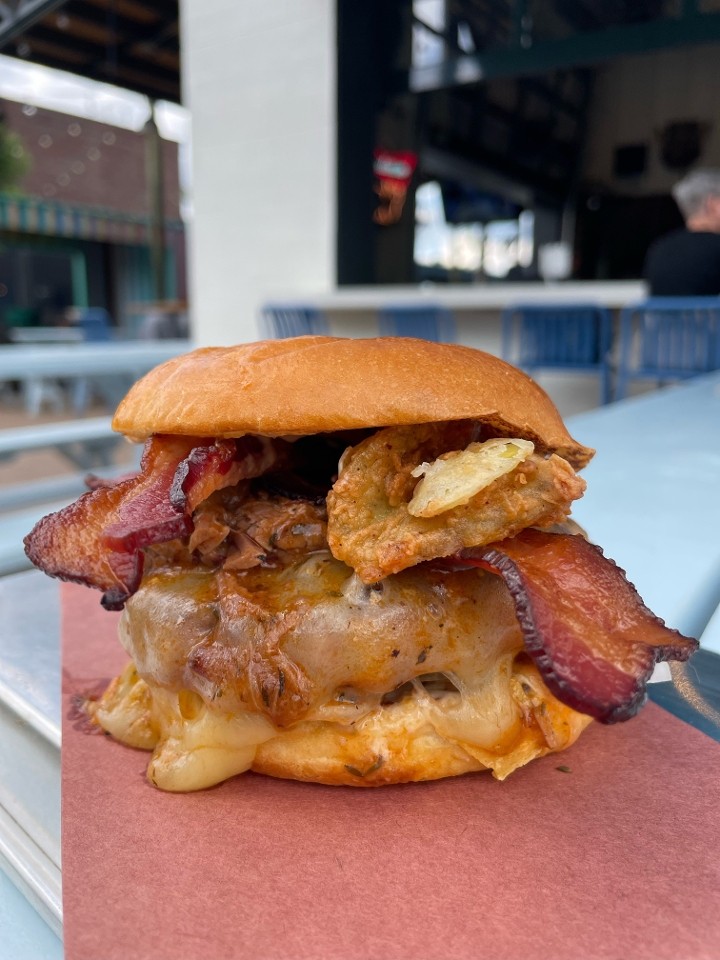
xmin=0 ymin=340 xmax=191 ymax=381
xmin=0 ymin=339 xmax=191 ymax=416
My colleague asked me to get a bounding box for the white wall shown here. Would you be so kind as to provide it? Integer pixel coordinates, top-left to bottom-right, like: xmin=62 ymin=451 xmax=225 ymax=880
xmin=582 ymin=44 xmax=720 ymax=196
xmin=181 ymin=0 xmax=336 ymax=345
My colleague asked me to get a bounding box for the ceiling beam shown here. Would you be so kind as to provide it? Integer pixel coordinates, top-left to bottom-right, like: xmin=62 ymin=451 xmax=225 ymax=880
xmin=421 ymin=145 xmax=536 ymax=207
xmin=4 ymin=46 xmax=178 ymax=101
xmin=410 ymin=11 xmax=720 ymax=91
xmin=55 ymin=0 xmax=165 ymax=46
xmin=0 ymin=0 xmax=67 ymax=48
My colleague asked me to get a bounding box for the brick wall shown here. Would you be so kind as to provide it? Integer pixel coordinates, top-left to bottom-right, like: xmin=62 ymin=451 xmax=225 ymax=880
xmin=2 ymin=99 xmax=181 ymax=219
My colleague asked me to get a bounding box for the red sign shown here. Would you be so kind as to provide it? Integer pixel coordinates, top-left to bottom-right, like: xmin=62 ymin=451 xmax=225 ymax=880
xmin=373 ymin=149 xmax=417 ymax=186
xmin=373 ymin=149 xmax=417 ymax=225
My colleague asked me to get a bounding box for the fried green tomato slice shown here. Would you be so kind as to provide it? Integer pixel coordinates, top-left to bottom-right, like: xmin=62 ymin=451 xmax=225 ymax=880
xmin=327 ymin=422 xmax=585 ymax=583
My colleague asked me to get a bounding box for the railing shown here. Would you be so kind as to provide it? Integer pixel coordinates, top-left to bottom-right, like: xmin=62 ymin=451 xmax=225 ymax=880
xmin=0 ymin=340 xmax=186 ymax=575
xmin=0 ymin=338 xmax=190 ymax=416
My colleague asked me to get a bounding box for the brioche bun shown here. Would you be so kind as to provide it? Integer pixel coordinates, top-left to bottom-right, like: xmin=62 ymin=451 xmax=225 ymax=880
xmin=113 ymin=337 xmax=593 ymax=468
xmin=249 ymin=673 xmax=593 ymax=787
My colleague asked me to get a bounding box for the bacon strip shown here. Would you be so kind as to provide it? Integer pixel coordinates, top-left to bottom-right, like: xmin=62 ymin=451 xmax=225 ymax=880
xmin=24 ymin=435 xmax=287 ymax=610
xmin=84 ymin=471 xmax=139 ymax=491
xmin=462 ymin=530 xmax=698 ymax=723
xmin=25 ymin=436 xmax=197 ymax=610
xmin=170 ymin=436 xmax=286 ymax=514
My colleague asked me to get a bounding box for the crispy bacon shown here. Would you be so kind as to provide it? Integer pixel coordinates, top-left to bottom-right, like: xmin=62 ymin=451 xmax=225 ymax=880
xmin=462 ymin=530 xmax=698 ymax=723
xmin=171 ymin=436 xmax=285 ymax=514
xmin=25 ymin=436 xmax=197 ymax=609
xmin=24 ymin=434 xmax=288 ymax=610
xmin=84 ymin=471 xmax=139 ymax=491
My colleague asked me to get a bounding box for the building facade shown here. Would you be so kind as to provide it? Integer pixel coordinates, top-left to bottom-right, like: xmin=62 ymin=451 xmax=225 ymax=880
xmin=0 ymin=98 xmax=185 ymax=336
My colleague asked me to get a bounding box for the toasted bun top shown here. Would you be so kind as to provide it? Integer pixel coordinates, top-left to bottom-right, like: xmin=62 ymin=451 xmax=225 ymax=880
xmin=112 ymin=336 xmax=593 ymax=467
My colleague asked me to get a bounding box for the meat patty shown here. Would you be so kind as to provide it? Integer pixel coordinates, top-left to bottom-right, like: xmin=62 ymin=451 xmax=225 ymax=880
xmin=118 ymin=553 xmax=525 ymax=728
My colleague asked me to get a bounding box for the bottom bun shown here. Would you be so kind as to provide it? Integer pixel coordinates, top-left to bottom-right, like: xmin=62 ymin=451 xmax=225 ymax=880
xmin=88 ymin=658 xmax=592 ymax=790
xmin=252 ymin=690 xmax=591 ymax=786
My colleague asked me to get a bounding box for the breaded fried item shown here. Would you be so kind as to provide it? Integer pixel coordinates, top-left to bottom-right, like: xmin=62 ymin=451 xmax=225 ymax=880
xmin=327 ymin=422 xmax=585 ymax=583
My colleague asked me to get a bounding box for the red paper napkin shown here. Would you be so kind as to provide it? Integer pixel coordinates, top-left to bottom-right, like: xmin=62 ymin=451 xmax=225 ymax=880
xmin=61 ymin=581 xmax=720 ymax=960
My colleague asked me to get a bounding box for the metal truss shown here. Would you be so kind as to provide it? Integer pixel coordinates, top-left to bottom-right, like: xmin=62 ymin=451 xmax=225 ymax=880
xmin=410 ymin=3 xmax=720 ymax=92
xmin=0 ymin=0 xmax=67 ymax=49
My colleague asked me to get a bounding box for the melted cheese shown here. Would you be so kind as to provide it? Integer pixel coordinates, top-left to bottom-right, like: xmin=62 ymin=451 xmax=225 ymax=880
xmin=88 ymin=657 xmax=591 ymax=790
xmin=89 ymin=666 xmax=276 ymax=792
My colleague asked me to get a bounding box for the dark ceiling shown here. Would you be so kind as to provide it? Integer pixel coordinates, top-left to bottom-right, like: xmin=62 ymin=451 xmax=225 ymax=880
xmin=3 ymin=0 xmax=720 ymax=110
xmin=0 ymin=0 xmax=180 ymax=103
xmin=411 ymin=0 xmax=720 ymax=90
xmin=3 ymin=0 xmax=720 ymax=203
xmin=409 ymin=0 xmax=720 ymax=200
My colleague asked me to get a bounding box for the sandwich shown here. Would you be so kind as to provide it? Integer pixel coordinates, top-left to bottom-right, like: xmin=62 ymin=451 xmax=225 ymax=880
xmin=24 ymin=336 xmax=697 ymax=790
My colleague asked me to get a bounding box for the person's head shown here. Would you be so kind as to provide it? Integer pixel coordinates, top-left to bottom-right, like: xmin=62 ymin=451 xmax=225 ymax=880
xmin=672 ymin=168 xmax=720 ymax=231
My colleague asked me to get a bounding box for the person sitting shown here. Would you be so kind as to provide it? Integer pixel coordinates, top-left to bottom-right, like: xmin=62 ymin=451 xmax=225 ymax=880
xmin=643 ymin=168 xmax=720 ymax=295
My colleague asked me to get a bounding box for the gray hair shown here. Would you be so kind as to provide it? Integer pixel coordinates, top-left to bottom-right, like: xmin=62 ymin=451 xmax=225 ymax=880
xmin=672 ymin=168 xmax=720 ymax=220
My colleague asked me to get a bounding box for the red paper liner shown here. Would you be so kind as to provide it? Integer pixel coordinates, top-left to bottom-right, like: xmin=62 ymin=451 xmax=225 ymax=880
xmin=61 ymin=581 xmax=720 ymax=960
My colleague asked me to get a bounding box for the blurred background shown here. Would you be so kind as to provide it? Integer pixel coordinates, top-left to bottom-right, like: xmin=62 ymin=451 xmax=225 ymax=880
xmin=2 ymin=9 xmax=720 ymax=951
xmin=1 ymin=1 xmax=719 ymax=344
xmin=3 ymin=0 xmax=719 ymax=490
xmin=1 ymin=1 xmax=720 ymax=492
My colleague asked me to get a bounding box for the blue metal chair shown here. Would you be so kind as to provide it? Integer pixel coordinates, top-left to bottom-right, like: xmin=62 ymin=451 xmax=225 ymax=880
xmin=78 ymin=307 xmax=113 ymax=342
xmin=616 ymin=298 xmax=720 ymax=400
xmin=72 ymin=308 xmax=124 ymax=411
xmin=378 ymin=304 xmax=455 ymax=342
xmin=501 ymin=303 xmax=613 ymax=405
xmin=261 ymin=305 xmax=328 ymax=339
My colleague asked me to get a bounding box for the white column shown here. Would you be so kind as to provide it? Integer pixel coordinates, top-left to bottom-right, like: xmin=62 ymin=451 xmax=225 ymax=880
xmin=181 ymin=0 xmax=336 ymax=345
